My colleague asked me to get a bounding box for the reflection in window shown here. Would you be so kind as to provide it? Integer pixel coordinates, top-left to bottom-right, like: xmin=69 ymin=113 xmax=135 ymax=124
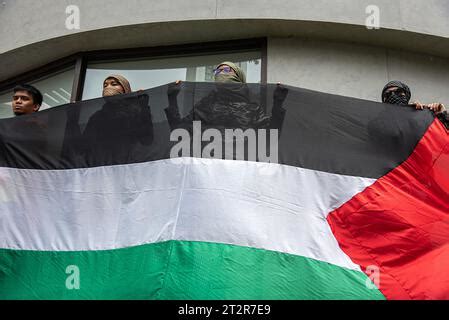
xmin=0 ymin=67 xmax=75 ymax=119
xmin=82 ymin=51 xmax=261 ymax=100
xmin=0 ymin=94 xmax=12 ymax=119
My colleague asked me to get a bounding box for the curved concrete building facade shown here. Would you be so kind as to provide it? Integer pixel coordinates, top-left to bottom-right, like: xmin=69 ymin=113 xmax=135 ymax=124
xmin=0 ymin=0 xmax=448 ymax=114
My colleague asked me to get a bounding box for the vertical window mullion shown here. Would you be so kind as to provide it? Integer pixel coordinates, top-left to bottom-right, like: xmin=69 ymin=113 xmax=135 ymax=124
xmin=71 ymin=55 xmax=87 ymax=103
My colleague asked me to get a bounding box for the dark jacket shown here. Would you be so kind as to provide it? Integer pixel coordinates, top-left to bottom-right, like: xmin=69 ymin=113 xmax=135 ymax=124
xmin=165 ymin=86 xmax=287 ymax=131
xmin=437 ymin=111 xmax=449 ymax=129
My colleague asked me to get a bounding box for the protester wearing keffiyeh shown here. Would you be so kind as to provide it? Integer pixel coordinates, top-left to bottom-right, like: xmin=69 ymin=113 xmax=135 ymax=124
xmin=102 ymin=75 xmax=132 ymax=97
xmin=382 ymin=80 xmax=411 ymax=106
xmin=381 ymin=80 xmax=448 ymax=129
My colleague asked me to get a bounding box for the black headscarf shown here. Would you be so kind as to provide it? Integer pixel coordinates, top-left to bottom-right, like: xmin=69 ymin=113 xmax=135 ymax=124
xmin=382 ymin=81 xmax=411 ymax=105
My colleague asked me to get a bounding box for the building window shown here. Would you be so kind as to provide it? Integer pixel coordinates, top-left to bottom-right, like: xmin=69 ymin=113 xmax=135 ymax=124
xmin=0 ymin=67 xmax=75 ymax=119
xmin=82 ymin=51 xmax=261 ymax=100
xmin=0 ymin=39 xmax=266 ymax=116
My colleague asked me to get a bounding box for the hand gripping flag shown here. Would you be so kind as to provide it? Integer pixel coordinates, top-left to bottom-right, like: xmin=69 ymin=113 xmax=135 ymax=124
xmin=0 ymin=83 xmax=447 ymax=300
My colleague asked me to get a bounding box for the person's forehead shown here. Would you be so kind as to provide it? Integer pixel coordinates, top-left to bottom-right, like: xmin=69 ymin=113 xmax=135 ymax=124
xmin=218 ymin=64 xmax=233 ymax=69
xmin=13 ymin=90 xmax=32 ymax=97
xmin=104 ymin=77 xmax=120 ymax=83
xmin=386 ymin=86 xmax=400 ymax=92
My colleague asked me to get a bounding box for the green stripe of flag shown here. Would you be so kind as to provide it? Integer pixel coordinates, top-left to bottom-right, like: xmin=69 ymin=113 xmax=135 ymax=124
xmin=0 ymin=241 xmax=385 ymax=300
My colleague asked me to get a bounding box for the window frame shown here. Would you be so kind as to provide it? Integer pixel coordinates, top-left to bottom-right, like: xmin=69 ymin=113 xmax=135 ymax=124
xmin=0 ymin=38 xmax=267 ymax=104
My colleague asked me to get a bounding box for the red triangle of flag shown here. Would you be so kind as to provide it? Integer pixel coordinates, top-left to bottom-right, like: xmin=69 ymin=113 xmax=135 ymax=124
xmin=328 ymin=119 xmax=449 ymax=299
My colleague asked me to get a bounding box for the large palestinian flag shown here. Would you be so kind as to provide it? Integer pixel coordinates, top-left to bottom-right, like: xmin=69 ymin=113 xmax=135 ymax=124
xmin=0 ymin=83 xmax=447 ymax=300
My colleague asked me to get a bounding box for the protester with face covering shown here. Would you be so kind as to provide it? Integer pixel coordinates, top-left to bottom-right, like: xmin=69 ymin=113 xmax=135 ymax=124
xmin=214 ymin=61 xmax=247 ymax=84
xmin=382 ymin=81 xmax=412 ymax=106
xmin=76 ymin=74 xmax=153 ymax=166
xmin=382 ymin=80 xmax=448 ymax=128
xmin=102 ymin=75 xmax=132 ymax=97
xmin=165 ymin=61 xmax=288 ymax=131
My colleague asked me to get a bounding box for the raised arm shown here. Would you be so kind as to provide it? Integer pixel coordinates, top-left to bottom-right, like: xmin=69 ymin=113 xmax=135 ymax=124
xmin=164 ymin=80 xmax=194 ymax=129
xmin=269 ymin=83 xmax=289 ymax=130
